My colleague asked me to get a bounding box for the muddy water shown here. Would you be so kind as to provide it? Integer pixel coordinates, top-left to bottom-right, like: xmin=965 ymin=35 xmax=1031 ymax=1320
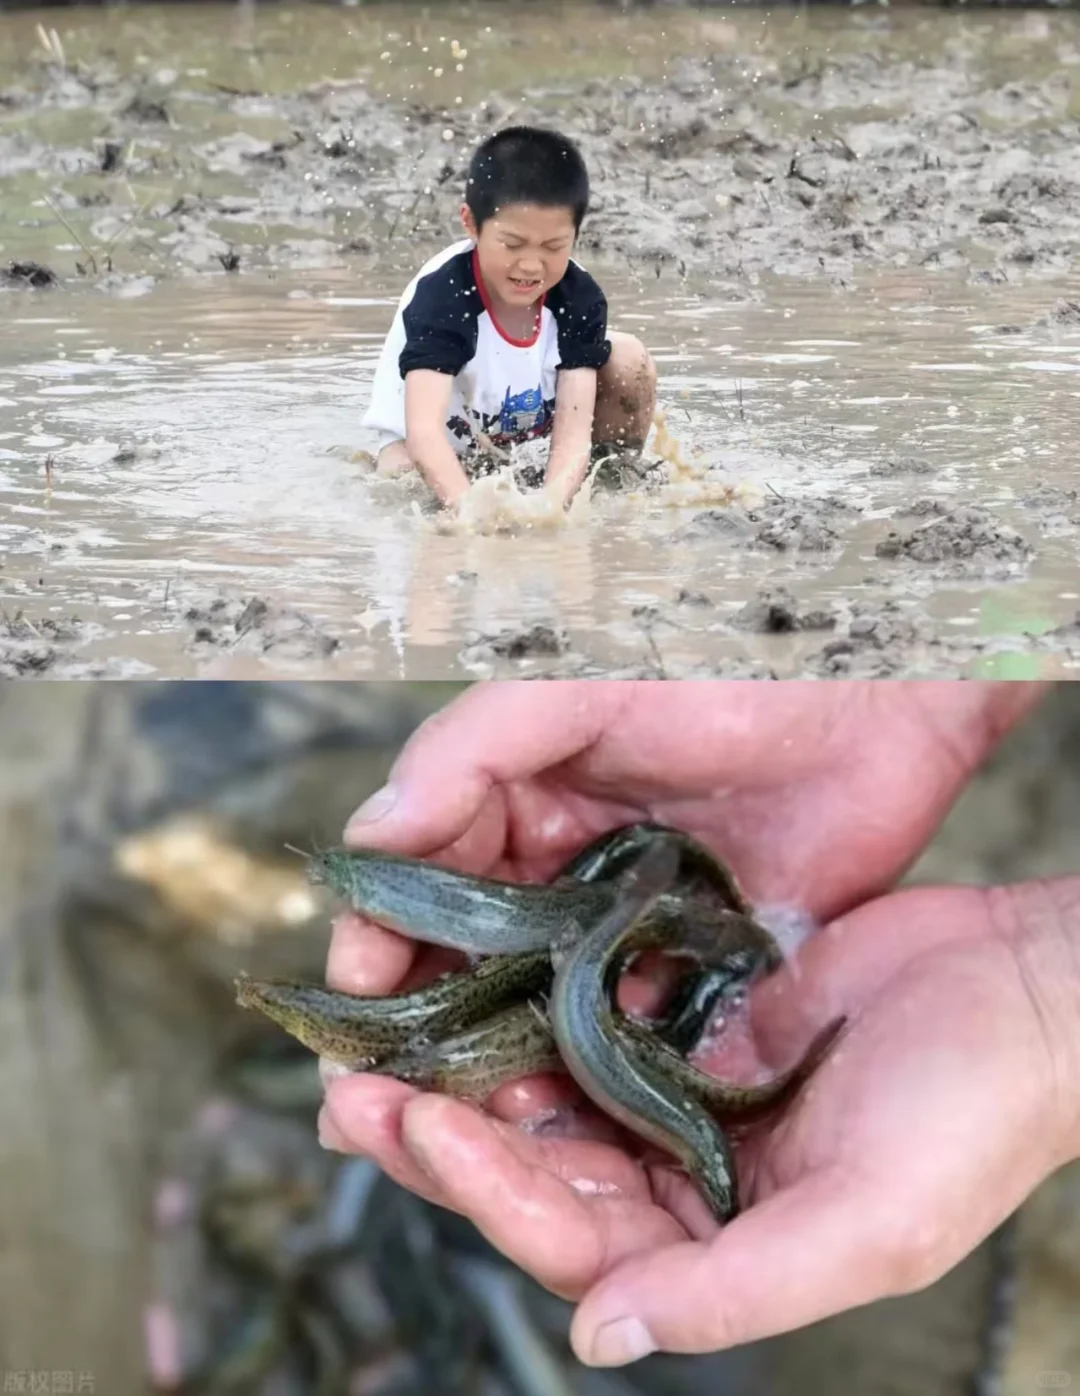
xmin=2 ymin=2 xmax=1080 ymax=677
xmin=3 ymin=264 xmax=1080 ymax=679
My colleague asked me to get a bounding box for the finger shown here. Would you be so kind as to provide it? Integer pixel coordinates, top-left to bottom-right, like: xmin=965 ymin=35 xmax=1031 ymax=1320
xmin=646 ymin=1164 xmax=722 ymax=1242
xmin=489 ymin=1076 xmax=634 ymax=1152
xmin=326 ymin=911 xmax=418 ymax=994
xmin=487 ymin=1071 xmax=621 ymax=1138
xmin=399 ymin=1093 xmax=686 ymax=1299
xmin=320 ymin=1074 xmax=453 ymax=1210
xmin=571 ymin=1166 xmax=904 ymax=1364
xmin=342 ymin=682 xmax=1043 ymax=918
xmin=609 ymin=682 xmax=1043 ymax=920
xmin=344 ymin=682 xmax=630 ymax=855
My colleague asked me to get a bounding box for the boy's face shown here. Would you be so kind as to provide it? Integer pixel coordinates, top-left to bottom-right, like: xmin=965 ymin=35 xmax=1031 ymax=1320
xmin=462 ymin=202 xmax=577 ymax=308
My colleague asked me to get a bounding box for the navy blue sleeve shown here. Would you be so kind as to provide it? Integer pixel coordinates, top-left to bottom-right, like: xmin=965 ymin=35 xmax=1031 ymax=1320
xmin=548 ymin=263 xmax=612 ymax=372
xmin=398 ymin=256 xmax=480 ymax=378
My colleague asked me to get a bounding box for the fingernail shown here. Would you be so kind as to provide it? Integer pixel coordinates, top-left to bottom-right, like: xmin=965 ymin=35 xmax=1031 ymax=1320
xmin=346 ymin=783 xmax=398 ymax=834
xmin=587 ymin=1317 xmax=657 ymax=1367
xmin=317 ymin=1103 xmax=349 ymax=1152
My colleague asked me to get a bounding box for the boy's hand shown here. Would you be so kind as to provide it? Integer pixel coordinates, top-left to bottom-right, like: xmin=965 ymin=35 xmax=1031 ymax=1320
xmin=404 ymin=370 xmax=472 ymax=508
xmin=543 ymin=466 xmax=584 ymax=511
xmin=546 ymin=368 xmax=598 ymax=506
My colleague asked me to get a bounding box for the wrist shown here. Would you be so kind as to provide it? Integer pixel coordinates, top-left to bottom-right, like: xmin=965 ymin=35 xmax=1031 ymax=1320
xmin=545 ymin=449 xmax=589 ymax=506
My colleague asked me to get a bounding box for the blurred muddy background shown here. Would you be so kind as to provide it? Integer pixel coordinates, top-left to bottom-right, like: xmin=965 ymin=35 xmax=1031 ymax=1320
xmin=0 ymin=678 xmax=1078 ymax=1395
xmin=1 ymin=2 xmax=1080 ymax=680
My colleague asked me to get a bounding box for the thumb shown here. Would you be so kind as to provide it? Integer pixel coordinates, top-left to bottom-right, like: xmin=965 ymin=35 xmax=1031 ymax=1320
xmin=343 ymin=681 xmax=627 ymax=855
xmin=571 ymin=1169 xmax=908 ymax=1365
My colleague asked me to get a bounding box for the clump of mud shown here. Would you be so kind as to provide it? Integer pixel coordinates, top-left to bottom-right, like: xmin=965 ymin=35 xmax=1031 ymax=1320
xmin=671 ymin=508 xmax=756 ymax=544
xmin=1016 ymin=483 xmax=1079 ymax=536
xmin=731 ymin=586 xmax=837 ymax=634
xmin=806 ymin=600 xmax=935 ymax=677
xmin=485 ymin=623 xmax=569 ymax=660
xmin=674 ymin=587 xmax=713 ymax=608
xmin=460 ymin=623 xmax=571 ymax=668
xmin=875 ymin=507 xmax=1033 ymax=569
xmin=899 ymin=498 xmax=952 ymax=518
xmin=750 ymin=500 xmax=845 ymax=554
xmin=2 ymin=260 xmax=57 ymax=288
xmin=184 ymin=595 xmax=340 ymax=660
xmin=869 ymin=456 xmax=936 ymax=478
xmin=1020 ymin=483 xmax=1078 ymax=514
xmin=0 ymin=610 xmax=81 ymax=676
xmin=1036 ymin=298 xmax=1080 ymax=328
xmin=671 ymin=497 xmax=852 ymax=554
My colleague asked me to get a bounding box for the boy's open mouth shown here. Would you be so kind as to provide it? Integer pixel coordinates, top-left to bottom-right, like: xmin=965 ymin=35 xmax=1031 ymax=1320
xmin=509 ymin=277 xmax=542 ymax=291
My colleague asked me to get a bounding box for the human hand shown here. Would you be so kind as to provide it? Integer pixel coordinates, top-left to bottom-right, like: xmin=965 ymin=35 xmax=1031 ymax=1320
xmin=317 ymin=681 xmax=1057 ymax=1361
xmin=322 ymin=876 xmax=1080 ymax=1364
xmin=327 ymin=681 xmax=1042 ymax=991
xmin=542 ymin=470 xmax=577 ymax=511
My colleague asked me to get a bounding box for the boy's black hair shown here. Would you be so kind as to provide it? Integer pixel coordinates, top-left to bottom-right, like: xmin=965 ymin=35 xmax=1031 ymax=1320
xmin=465 ymin=126 xmax=590 ymax=231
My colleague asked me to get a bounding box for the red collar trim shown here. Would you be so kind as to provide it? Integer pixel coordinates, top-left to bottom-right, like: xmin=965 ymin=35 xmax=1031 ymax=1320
xmin=471 ymin=248 xmax=545 ymax=348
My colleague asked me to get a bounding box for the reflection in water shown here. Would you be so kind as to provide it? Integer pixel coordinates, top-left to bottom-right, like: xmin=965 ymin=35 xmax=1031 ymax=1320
xmin=1 ymin=265 xmax=1079 ymax=677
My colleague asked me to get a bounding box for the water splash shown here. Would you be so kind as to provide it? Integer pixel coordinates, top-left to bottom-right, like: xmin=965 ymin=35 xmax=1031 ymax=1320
xmin=420 ymin=465 xmax=592 ymax=537
xmin=754 ymin=902 xmax=822 ymax=962
xmin=651 ymin=407 xmax=763 ymax=509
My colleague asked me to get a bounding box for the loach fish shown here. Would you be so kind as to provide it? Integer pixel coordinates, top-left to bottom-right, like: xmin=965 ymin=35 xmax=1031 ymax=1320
xmin=306 ymin=824 xmax=779 ymax=971
xmin=549 ymin=835 xmax=742 ymax=1221
xmin=612 ymin=1012 xmax=846 ymax=1121
xmin=241 ymin=820 xmax=816 ymax=1183
xmin=235 ymin=950 xmax=552 ymax=1070
xmin=307 ymin=846 xmax=618 ymax=954
xmin=371 ymin=1000 xmax=563 ymax=1099
xmin=557 ymin=820 xmax=752 ymax=915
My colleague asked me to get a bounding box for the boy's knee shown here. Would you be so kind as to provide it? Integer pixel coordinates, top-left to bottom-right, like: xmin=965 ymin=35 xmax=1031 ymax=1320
xmin=601 ymin=335 xmax=657 ymax=412
xmin=607 ymin=332 xmax=654 ymax=379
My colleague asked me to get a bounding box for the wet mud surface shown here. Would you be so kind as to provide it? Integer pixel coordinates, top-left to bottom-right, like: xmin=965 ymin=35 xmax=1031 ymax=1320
xmin=1 ymin=2 xmax=1079 ymax=677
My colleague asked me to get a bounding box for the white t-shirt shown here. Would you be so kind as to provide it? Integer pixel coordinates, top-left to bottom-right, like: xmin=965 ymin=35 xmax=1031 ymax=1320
xmin=362 ymin=239 xmax=612 ymax=455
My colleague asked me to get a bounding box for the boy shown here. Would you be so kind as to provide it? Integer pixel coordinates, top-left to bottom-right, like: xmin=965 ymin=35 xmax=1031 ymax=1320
xmin=362 ymin=126 xmax=657 ymax=511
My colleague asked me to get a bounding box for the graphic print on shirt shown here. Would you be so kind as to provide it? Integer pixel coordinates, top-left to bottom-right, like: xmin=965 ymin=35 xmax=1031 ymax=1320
xmin=361 ymin=240 xmax=612 ymax=457
xmin=495 ymin=384 xmax=549 ymax=439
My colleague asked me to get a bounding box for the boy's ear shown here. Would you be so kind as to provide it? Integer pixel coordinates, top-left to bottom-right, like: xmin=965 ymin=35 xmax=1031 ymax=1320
xmin=461 ymin=204 xmax=479 ymax=240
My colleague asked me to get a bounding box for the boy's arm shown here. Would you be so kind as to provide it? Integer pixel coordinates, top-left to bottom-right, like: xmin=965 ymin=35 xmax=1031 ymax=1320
xmin=405 ymin=370 xmax=471 ymax=509
xmin=544 ymin=366 xmax=598 ymax=509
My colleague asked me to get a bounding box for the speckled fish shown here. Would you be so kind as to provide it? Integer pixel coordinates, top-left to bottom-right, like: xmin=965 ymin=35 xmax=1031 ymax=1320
xmin=307 ymin=846 xmax=618 ymax=954
xmin=558 ymin=820 xmax=752 ymax=914
xmin=549 ymin=833 xmax=758 ymax=1221
xmin=372 ymin=1000 xmax=562 ymax=1099
xmin=562 ymin=823 xmax=784 ymax=1056
xmin=613 ymin=1012 xmax=846 ymax=1121
xmin=235 ymin=950 xmax=552 ymax=1070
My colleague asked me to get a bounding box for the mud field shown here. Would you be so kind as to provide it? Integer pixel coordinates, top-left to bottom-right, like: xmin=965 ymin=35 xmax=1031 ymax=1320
xmin=1 ymin=2 xmax=1079 ymax=679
